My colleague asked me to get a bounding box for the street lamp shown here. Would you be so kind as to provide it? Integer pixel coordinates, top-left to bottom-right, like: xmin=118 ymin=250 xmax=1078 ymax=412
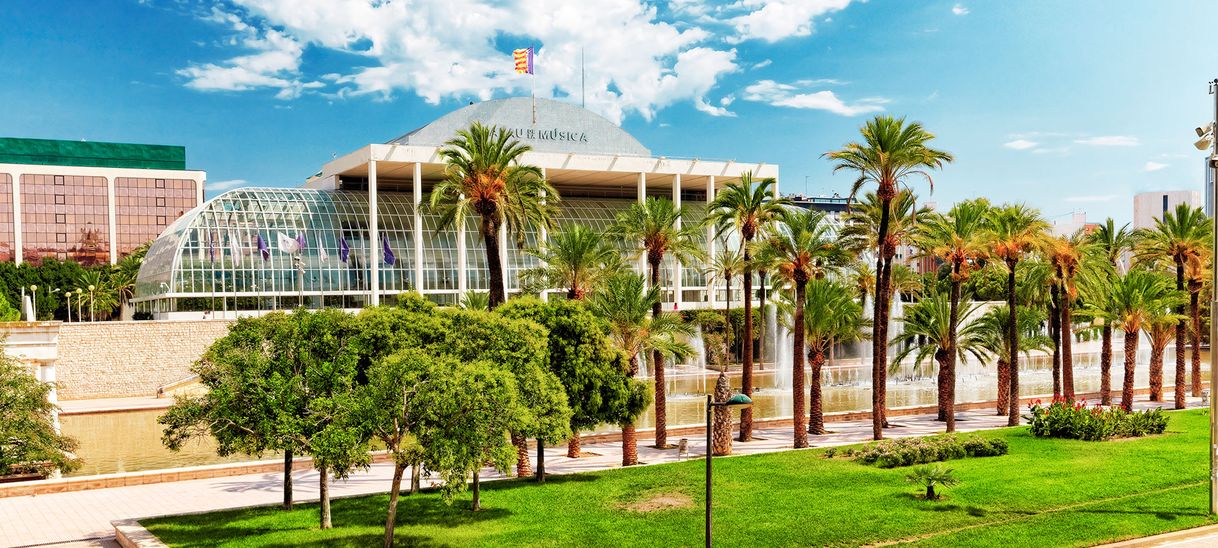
xmin=705 ymin=392 xmax=753 ymax=548
xmin=75 ymin=288 xmax=83 ymax=322
xmin=1198 ymin=78 xmax=1218 ymax=516
xmin=88 ymin=284 xmax=96 ymax=322
xmin=29 ymin=285 xmax=37 ymax=320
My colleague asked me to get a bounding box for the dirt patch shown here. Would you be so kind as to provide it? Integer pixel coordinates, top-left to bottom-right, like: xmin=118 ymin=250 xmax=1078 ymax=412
xmin=620 ymin=492 xmax=694 ymax=512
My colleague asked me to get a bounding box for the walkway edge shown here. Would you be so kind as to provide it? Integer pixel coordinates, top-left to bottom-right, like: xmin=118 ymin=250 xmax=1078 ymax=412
xmin=1093 ymin=523 xmax=1218 ymax=547
xmin=113 ymin=519 xmax=167 ymax=548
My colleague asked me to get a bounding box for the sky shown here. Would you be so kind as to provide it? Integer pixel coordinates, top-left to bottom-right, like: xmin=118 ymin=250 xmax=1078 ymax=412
xmin=1 ymin=0 xmax=1217 ymax=227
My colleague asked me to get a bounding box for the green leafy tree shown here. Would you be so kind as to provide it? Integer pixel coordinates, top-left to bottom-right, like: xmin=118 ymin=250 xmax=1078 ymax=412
xmin=707 ymin=172 xmax=787 ymax=441
xmin=891 ymin=293 xmax=986 ymax=432
xmin=0 ymin=351 xmax=80 ymax=476
xmin=0 ymin=294 xmax=19 ymax=321
xmin=826 ymin=115 xmax=952 ymax=441
xmin=588 ymin=273 xmax=687 ymax=465
xmin=430 ymin=122 xmax=558 ymax=309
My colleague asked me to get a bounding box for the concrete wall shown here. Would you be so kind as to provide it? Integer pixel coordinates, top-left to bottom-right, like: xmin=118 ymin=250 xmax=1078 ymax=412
xmin=55 ymin=320 xmax=232 ymax=400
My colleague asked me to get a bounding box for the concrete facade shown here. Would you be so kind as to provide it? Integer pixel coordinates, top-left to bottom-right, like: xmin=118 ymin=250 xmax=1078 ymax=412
xmin=1132 ymin=190 xmax=1202 ymax=229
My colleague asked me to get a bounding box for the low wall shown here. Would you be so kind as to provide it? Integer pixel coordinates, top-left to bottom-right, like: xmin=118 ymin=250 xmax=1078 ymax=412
xmin=56 ymin=320 xmax=233 ymax=400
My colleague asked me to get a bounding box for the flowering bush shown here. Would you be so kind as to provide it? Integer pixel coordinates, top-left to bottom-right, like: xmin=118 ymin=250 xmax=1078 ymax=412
xmin=1025 ymin=399 xmax=1168 ymax=441
xmin=847 ymin=434 xmax=1008 ymax=468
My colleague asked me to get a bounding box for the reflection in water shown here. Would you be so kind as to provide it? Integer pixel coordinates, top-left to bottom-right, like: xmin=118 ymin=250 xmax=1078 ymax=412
xmin=61 ymin=349 xmax=1210 ymax=476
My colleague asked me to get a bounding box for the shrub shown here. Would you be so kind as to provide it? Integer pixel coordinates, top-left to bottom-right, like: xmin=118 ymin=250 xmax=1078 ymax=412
xmin=906 ymin=464 xmax=959 ymax=500
xmin=1025 ymin=399 xmax=1168 ymax=441
xmin=852 ymin=434 xmax=1008 ymax=468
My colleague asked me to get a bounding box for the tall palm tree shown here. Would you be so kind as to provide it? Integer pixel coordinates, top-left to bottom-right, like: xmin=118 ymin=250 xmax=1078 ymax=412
xmin=705 ymin=247 xmax=745 ymax=359
xmin=1076 ymin=258 xmax=1122 ymax=406
xmin=849 ymin=260 xmax=875 ymax=310
xmin=1134 ymin=204 xmax=1211 ymax=398
xmin=1144 ymin=308 xmax=1178 ymax=402
xmin=778 ymin=277 xmax=867 ymax=436
xmin=911 ymin=200 xmax=989 ymax=430
xmin=830 ymin=97 xmax=949 ymax=439
xmin=892 ymin=293 xmax=986 ymax=432
xmin=1184 ymin=257 xmax=1211 ymax=407
xmin=1083 ymin=219 xmax=1133 ymax=405
xmin=430 ymin=122 xmax=558 ymax=309
xmin=524 ymin=223 xmax=622 ymax=300
xmin=609 ymin=197 xmax=703 ymax=449
xmin=1089 ymin=269 xmax=1187 ymax=410
xmin=587 ymin=273 xmax=693 ymax=465
xmin=985 ymin=204 xmax=1049 ymax=425
xmin=973 ymin=304 xmax=1052 ymax=414
xmin=754 ymin=209 xmax=847 ymax=447
xmin=707 ymin=172 xmax=787 ymax=442
xmin=1047 ymin=232 xmax=1086 ymax=400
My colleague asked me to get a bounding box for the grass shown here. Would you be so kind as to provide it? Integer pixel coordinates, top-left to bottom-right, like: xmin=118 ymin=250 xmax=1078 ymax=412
xmin=144 ymin=409 xmax=1218 ymax=547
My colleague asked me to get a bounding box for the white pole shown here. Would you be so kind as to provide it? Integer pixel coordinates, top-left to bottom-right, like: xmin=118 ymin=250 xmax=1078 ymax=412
xmin=370 ymin=158 xmax=380 ymax=307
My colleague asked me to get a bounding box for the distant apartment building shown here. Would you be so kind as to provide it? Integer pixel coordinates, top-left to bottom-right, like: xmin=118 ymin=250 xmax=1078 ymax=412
xmin=0 ymin=138 xmax=205 ymax=265
xmin=1132 ymin=190 xmax=1202 ymax=230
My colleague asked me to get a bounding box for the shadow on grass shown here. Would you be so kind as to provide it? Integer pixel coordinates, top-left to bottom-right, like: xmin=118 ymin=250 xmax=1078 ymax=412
xmin=1073 ymin=507 xmax=1207 ymax=521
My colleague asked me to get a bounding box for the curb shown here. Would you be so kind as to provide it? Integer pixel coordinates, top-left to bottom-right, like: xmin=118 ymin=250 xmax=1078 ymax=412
xmin=1094 ymin=523 xmax=1218 ymax=547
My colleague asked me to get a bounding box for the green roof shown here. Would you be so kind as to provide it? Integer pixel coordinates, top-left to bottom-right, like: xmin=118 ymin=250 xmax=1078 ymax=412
xmin=0 ymin=137 xmax=187 ymax=170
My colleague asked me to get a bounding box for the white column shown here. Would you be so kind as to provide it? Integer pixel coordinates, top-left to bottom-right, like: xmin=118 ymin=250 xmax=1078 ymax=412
xmin=672 ymin=174 xmax=683 ymax=310
xmin=499 ymin=218 xmax=508 ymax=298
xmin=369 ymin=160 xmax=380 ymax=306
xmin=538 ymin=169 xmax=548 ymax=303
xmin=13 ymin=173 xmax=22 ymax=265
xmin=106 ymin=176 xmax=117 ymax=265
xmin=457 ymin=194 xmax=468 ymax=296
xmin=636 ymin=172 xmax=646 ymax=275
xmin=412 ymin=163 xmax=423 ymax=293
xmin=706 ymin=175 xmax=716 ymax=308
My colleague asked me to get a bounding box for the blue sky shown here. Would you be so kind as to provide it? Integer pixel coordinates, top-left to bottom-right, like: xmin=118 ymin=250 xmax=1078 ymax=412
xmin=2 ymin=0 xmax=1216 ymax=226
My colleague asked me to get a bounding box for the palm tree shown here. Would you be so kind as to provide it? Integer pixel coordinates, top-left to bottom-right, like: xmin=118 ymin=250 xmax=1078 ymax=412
xmin=911 ymin=200 xmax=989 ymax=431
xmin=1084 ymin=219 xmax=1134 ymax=405
xmin=830 ymin=97 xmax=949 ymax=440
xmin=587 ymin=273 xmax=693 ymax=465
xmin=609 ymin=197 xmax=703 ymax=449
xmin=780 ymin=277 xmax=866 ymax=435
xmin=1184 ymin=257 xmax=1211 ymax=407
xmin=430 ymin=122 xmax=558 ymax=309
xmin=985 ymin=204 xmax=1049 ymax=425
xmin=1090 ymin=269 xmax=1187 ymax=410
xmin=458 ymin=290 xmax=490 ymax=310
xmin=1134 ymin=204 xmax=1211 ymax=399
xmin=1046 ymin=232 xmax=1086 ymax=400
xmin=707 ymin=172 xmax=787 ymax=442
xmin=1076 ymin=258 xmax=1122 ymax=406
xmin=1144 ymin=308 xmax=1178 ymax=402
xmin=848 ymin=260 xmax=875 ymax=310
xmin=974 ymin=304 xmax=1052 ymax=414
xmin=754 ymin=209 xmax=847 ymax=447
xmin=891 ymin=293 xmax=986 ymax=432
xmin=524 ymin=223 xmax=622 ymax=300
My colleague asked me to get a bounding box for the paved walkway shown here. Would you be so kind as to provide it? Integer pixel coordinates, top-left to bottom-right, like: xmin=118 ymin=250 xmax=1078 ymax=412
xmin=0 ymin=397 xmax=1203 ymax=548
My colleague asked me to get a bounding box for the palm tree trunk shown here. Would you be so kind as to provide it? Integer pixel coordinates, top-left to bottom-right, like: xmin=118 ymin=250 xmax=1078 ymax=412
xmin=759 ymin=270 xmax=768 ymax=371
xmin=935 ymin=349 xmax=951 ymax=429
xmin=1176 ymin=262 xmax=1191 ymax=397
xmin=944 ymin=276 xmax=961 ymax=433
xmin=809 ymin=348 xmax=826 ymax=435
xmin=512 ymin=433 xmax=532 ymax=478
xmin=1149 ymin=342 xmax=1164 ymax=401
xmin=649 ymin=258 xmax=668 ymax=449
xmin=997 ymin=358 xmax=1010 ymax=415
xmin=1121 ymin=329 xmax=1138 ymax=412
xmin=1050 ymin=284 xmax=1061 ymax=399
xmin=472 ymin=469 xmax=481 ymax=511
xmin=1101 ymin=325 xmax=1113 ymax=406
xmin=621 ymin=422 xmax=638 ymax=466
xmin=713 ymin=372 xmax=733 ymax=455
xmin=282 ymin=448 xmax=293 ymax=510
xmin=319 ymin=464 xmax=332 ymax=529
xmin=567 ymin=433 xmax=581 ymax=458
xmin=870 ymin=189 xmax=893 ymax=441
xmin=384 ymin=463 xmax=406 ymax=548
xmin=792 ymin=279 xmax=808 ymax=448
xmin=1190 ymin=286 xmax=1202 ymax=397
xmin=1006 ymin=261 xmax=1020 ymax=426
xmin=740 ymin=248 xmax=755 ymax=442
xmin=876 ymin=243 xmax=895 ymax=433
xmin=1062 ymin=295 xmax=1075 ymax=400
xmin=482 ymin=218 xmax=506 ymax=309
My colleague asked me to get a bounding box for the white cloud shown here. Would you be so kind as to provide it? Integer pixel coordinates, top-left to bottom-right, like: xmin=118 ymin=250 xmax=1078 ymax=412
xmin=1074 ymin=135 xmax=1140 ymax=146
xmin=1003 ymin=139 xmax=1038 ymax=150
xmin=1064 ymin=194 xmax=1119 ymax=203
xmin=752 ymin=59 xmax=773 ymax=70
xmin=951 ymin=4 xmax=969 ymax=15
xmin=695 ymin=97 xmax=736 ymax=117
xmin=1144 ymin=161 xmax=1169 ymax=172
xmin=207 ymin=179 xmax=249 ymax=191
xmin=741 ymin=79 xmax=885 ymax=116
xmin=725 ymin=0 xmax=852 ymax=44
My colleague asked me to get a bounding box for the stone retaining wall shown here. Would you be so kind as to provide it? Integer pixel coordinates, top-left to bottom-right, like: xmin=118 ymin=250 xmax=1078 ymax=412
xmin=55 ymin=320 xmax=233 ymax=400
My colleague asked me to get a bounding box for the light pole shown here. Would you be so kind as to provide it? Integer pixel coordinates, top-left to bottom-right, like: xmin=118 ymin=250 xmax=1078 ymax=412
xmin=51 ymin=288 xmax=60 ymax=319
xmin=88 ymin=284 xmax=96 ymax=322
xmin=75 ymin=288 xmax=82 ymax=322
xmin=65 ymin=291 xmax=71 ymax=322
xmin=1197 ymin=78 xmax=1218 ymax=515
xmin=29 ymin=285 xmax=37 ymax=320
xmin=705 ymin=392 xmax=753 ymax=548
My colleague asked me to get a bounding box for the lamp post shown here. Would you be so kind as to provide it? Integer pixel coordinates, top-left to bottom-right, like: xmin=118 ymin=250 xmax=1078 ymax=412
xmin=51 ymin=288 xmax=60 ymax=319
xmin=705 ymin=393 xmax=753 ymax=548
xmin=65 ymin=291 xmax=71 ymax=322
xmin=88 ymin=284 xmax=95 ymax=322
xmin=1198 ymin=78 xmax=1218 ymax=515
xmin=75 ymin=288 xmax=82 ymax=322
xmin=29 ymin=285 xmax=37 ymax=320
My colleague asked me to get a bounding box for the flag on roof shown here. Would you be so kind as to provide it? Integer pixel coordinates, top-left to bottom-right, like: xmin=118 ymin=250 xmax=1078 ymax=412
xmin=513 ymin=47 xmax=534 ymax=75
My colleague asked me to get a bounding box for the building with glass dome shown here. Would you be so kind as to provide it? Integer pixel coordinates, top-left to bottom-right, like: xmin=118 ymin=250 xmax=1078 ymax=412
xmin=132 ymin=98 xmax=780 ymax=317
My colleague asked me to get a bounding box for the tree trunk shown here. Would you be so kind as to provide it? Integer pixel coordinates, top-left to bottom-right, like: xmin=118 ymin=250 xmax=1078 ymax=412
xmin=1007 ymin=261 xmax=1020 ymax=426
xmin=792 ymin=280 xmax=808 ymax=448
xmin=1121 ymin=330 xmax=1138 ymax=411
xmin=713 ymin=372 xmax=733 ymax=455
xmin=1101 ymin=325 xmax=1113 ymax=406
xmin=724 ymin=275 xmax=733 ymax=361
xmin=482 ymin=218 xmax=506 ymax=309
xmin=926 ymin=484 xmax=936 ymax=500
xmin=410 ymin=461 xmax=421 ymax=494
xmin=649 ymin=257 xmax=668 ymax=449
xmin=319 ymin=464 xmax=332 ymax=529
xmin=1050 ymin=284 xmax=1061 ymax=399
xmin=1175 ymin=261 xmax=1190 ymax=397
xmin=567 ymin=433 xmax=581 ymax=458
xmin=870 ymin=198 xmax=890 ymax=441
xmin=945 ymin=276 xmax=961 ymax=433
xmin=758 ymin=270 xmax=768 ymax=371
xmin=876 ymin=229 xmax=895 ymax=434
xmin=740 ymin=248 xmax=755 ymax=442
xmin=1061 ymin=293 xmax=1075 ymax=400
xmin=512 ymin=433 xmax=532 ymax=478
xmin=282 ymin=448 xmax=293 ymax=510
xmin=622 ymin=422 xmax=638 ymax=466
xmin=997 ymin=358 xmax=1010 ymax=415
xmin=384 ymin=463 xmax=406 ymax=548
xmin=1150 ymin=341 xmax=1164 ymax=402
xmin=1191 ymin=286 xmax=1203 ymax=398
xmin=809 ymin=350 xmax=826 ymax=435
xmin=535 ymin=438 xmax=546 ymax=483
xmin=471 ymin=469 xmax=481 ymax=512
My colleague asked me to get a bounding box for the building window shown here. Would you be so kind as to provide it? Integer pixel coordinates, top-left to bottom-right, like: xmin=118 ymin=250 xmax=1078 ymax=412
xmin=1163 ymin=194 xmax=1169 ymax=214
xmin=54 ymin=194 xmax=65 ymax=205
xmin=156 ymin=215 xmax=166 ymax=225
xmin=55 ymin=213 xmax=66 ymax=224
xmin=56 ymin=233 xmax=67 ymax=243
xmin=156 ymin=197 xmax=166 ymax=207
xmin=54 ymin=175 xmax=64 ymax=185
xmin=155 ymin=179 xmax=165 ymax=189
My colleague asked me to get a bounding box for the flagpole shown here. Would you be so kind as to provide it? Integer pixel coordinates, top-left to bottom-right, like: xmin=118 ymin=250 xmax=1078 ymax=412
xmin=581 ymin=45 xmax=585 ymax=108
xmin=532 ymin=45 xmax=537 ymax=125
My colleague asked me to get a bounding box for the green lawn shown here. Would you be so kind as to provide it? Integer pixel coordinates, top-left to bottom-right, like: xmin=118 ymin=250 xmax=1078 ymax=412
xmin=144 ymin=410 xmax=1218 ymax=547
